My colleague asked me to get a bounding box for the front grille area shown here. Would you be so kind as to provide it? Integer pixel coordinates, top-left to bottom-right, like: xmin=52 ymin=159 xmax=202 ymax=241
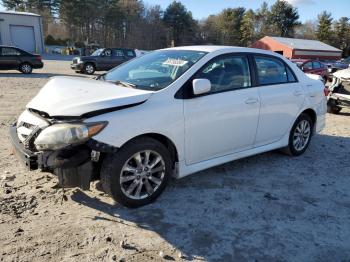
xmin=17 ymin=121 xmax=39 ymax=143
xmin=21 ymin=122 xmax=36 ymax=130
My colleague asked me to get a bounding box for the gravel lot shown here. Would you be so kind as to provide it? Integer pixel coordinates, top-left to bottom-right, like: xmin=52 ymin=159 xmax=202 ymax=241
xmin=0 ymin=60 xmax=350 ymax=262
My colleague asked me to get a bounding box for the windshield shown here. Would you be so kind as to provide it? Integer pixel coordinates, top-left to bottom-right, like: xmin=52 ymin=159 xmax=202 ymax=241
xmin=104 ymin=50 xmax=207 ymax=91
xmin=91 ymin=49 xmax=104 ymax=56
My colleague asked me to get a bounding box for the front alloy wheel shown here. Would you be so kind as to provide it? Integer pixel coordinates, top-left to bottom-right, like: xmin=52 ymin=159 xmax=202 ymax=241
xmin=120 ymin=150 xmax=165 ymax=200
xmin=84 ymin=63 xmax=95 ymax=75
xmin=101 ymin=137 xmax=172 ymax=207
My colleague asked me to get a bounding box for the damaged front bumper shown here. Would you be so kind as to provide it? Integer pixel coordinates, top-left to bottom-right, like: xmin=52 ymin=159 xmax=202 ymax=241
xmin=9 ymin=123 xmax=117 ymax=190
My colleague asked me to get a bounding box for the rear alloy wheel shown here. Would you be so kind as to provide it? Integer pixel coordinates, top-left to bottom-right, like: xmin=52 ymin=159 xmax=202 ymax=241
xmin=101 ymin=137 xmax=172 ymax=207
xmin=19 ymin=63 xmax=33 ymax=74
xmin=284 ymin=114 xmax=313 ymax=156
xmin=83 ymin=63 xmax=95 ymax=75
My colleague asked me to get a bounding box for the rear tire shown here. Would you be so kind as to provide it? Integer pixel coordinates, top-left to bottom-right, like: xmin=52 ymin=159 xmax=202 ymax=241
xmin=19 ymin=63 xmax=33 ymax=74
xmin=100 ymin=137 xmax=172 ymax=208
xmin=282 ymin=113 xmax=313 ymax=156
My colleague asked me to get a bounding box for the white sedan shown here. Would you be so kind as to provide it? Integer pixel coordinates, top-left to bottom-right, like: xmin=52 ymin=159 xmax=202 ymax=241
xmin=10 ymin=46 xmax=326 ymax=207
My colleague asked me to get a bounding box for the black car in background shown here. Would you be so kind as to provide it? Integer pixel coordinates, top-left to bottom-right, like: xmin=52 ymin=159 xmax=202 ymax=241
xmin=0 ymin=45 xmax=44 ymax=74
xmin=71 ymin=48 xmax=136 ymax=75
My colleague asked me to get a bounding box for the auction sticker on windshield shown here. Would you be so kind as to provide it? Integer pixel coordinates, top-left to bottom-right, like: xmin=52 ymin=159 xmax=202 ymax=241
xmin=163 ymin=58 xmax=188 ymax=67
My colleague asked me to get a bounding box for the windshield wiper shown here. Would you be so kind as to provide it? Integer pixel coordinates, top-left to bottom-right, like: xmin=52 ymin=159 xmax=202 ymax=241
xmin=95 ymin=73 xmax=106 ymax=80
xmin=111 ymin=80 xmax=137 ymax=88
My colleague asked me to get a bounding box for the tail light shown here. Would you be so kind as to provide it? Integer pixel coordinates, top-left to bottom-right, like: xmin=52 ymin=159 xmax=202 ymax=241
xmin=35 ymin=55 xmax=42 ymax=61
xmin=324 ymin=87 xmax=330 ymax=96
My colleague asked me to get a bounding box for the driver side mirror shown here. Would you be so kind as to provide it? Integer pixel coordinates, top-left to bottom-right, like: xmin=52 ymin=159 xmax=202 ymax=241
xmin=192 ymin=79 xmax=211 ymax=95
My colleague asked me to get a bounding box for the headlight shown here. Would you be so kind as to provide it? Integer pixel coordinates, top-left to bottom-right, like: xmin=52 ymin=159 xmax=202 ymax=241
xmin=34 ymin=122 xmax=107 ymax=150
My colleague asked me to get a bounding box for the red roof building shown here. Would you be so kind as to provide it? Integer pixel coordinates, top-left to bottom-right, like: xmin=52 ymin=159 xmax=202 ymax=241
xmin=251 ymin=36 xmax=342 ymax=60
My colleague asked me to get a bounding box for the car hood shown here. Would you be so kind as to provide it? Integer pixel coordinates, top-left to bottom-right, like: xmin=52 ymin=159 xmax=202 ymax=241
xmin=26 ymin=77 xmax=153 ymax=118
xmin=333 ymin=68 xmax=350 ymax=80
xmin=79 ymin=55 xmax=96 ymax=60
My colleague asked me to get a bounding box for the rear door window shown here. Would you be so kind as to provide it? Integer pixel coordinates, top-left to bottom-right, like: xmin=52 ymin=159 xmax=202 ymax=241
xmin=112 ymin=49 xmax=124 ymax=57
xmin=254 ymin=56 xmax=288 ymax=85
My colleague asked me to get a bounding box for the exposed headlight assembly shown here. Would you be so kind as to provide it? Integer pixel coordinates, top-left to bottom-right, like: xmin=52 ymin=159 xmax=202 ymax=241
xmin=34 ymin=122 xmax=107 ymax=150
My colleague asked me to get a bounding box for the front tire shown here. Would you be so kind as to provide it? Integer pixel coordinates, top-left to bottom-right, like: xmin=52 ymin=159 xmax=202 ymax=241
xmin=100 ymin=137 xmax=172 ymax=208
xmin=83 ymin=63 xmax=95 ymax=75
xmin=284 ymin=113 xmax=313 ymax=156
xmin=19 ymin=63 xmax=33 ymax=74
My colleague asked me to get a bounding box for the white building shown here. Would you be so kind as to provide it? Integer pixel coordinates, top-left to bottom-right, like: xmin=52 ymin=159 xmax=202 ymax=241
xmin=0 ymin=11 xmax=44 ymax=53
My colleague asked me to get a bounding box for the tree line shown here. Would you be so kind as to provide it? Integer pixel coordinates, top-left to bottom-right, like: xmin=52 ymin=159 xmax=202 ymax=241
xmin=1 ymin=0 xmax=350 ymax=56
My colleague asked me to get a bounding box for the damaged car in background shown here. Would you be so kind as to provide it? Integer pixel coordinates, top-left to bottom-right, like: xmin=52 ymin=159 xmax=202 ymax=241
xmin=10 ymin=46 xmax=326 ymax=207
xmin=326 ymin=68 xmax=350 ymax=114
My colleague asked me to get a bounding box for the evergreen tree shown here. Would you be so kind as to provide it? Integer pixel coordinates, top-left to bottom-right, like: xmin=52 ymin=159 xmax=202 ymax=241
xmin=316 ymin=11 xmax=333 ymax=44
xmin=269 ymin=0 xmax=300 ymax=37
xmin=333 ymin=17 xmax=350 ymax=54
xmin=163 ymin=1 xmax=195 ymax=46
xmin=240 ymin=9 xmax=255 ymax=46
xmin=217 ymin=7 xmax=245 ymax=45
xmin=255 ymin=2 xmax=271 ymax=38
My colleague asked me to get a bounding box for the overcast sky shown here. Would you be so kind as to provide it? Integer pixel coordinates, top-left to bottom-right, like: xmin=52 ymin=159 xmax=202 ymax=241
xmin=0 ymin=0 xmax=349 ymax=22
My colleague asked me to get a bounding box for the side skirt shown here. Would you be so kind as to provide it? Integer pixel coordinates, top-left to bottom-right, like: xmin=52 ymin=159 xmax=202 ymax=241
xmin=176 ymin=137 xmax=289 ymax=179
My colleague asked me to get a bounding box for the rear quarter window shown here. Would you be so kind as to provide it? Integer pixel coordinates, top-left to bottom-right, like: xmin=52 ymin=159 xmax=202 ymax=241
xmin=125 ymin=50 xmax=135 ymax=57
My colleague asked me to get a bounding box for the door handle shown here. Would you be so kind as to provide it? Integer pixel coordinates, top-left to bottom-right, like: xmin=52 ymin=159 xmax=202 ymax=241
xmin=245 ymin=98 xmax=259 ymax=104
xmin=294 ymin=90 xmax=303 ymax=96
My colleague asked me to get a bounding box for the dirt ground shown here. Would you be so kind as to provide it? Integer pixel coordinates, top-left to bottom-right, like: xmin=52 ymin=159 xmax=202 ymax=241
xmin=0 ymin=60 xmax=350 ymax=262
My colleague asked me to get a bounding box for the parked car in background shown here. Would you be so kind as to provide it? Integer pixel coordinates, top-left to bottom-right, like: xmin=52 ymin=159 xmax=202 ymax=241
xmin=340 ymin=56 xmax=350 ymax=66
xmin=11 ymin=46 xmax=326 ymax=207
xmin=321 ymin=59 xmax=349 ymax=73
xmin=52 ymin=47 xmax=62 ymax=54
xmin=71 ymin=48 xmax=136 ymax=75
xmin=0 ymin=45 xmax=43 ymax=74
xmin=326 ymin=68 xmax=350 ymax=114
xmin=291 ymin=59 xmax=329 ymax=82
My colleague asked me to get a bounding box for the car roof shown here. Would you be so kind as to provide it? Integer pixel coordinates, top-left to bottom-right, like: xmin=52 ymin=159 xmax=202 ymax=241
xmin=162 ymin=45 xmax=285 ymax=56
xmin=291 ymin=59 xmax=308 ymax=62
xmin=0 ymin=45 xmax=18 ymax=48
